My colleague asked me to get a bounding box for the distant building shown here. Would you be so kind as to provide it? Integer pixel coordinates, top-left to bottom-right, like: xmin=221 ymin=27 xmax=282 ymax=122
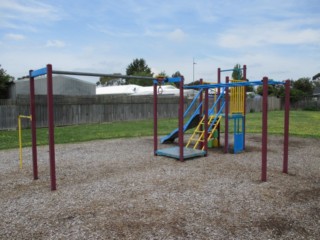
xmin=10 ymin=75 xmax=95 ymax=98
xmin=96 ymin=84 xmax=194 ymax=97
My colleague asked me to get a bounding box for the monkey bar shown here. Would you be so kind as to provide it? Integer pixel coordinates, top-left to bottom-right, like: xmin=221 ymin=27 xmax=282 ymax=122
xmin=28 ymin=64 xmax=181 ymax=190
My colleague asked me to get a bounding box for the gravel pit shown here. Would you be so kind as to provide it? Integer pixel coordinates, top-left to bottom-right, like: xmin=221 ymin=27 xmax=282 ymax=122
xmin=0 ymin=134 xmax=319 ymax=239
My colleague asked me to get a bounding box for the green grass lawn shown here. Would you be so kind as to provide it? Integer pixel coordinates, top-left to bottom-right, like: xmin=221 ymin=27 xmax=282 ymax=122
xmin=246 ymin=110 xmax=320 ymax=137
xmin=0 ymin=110 xmax=319 ymax=150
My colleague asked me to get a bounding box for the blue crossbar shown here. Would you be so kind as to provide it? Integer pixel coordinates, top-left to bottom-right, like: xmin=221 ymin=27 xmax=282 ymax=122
xmin=220 ymin=68 xmax=243 ymax=72
xmin=30 ymin=67 xmax=47 ymax=77
xmin=184 ymin=80 xmax=284 ymax=89
xmin=153 ymin=77 xmax=182 ymax=84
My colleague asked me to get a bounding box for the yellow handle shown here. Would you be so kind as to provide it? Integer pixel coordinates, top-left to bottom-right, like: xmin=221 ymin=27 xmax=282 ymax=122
xmin=18 ymin=115 xmax=32 ymax=169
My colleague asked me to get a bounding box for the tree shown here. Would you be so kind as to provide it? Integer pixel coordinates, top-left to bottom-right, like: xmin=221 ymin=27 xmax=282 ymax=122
xmin=312 ymin=73 xmax=320 ymax=89
xmin=312 ymin=73 xmax=320 ymax=81
xmin=246 ymin=84 xmax=254 ymax=93
xmin=156 ymin=71 xmax=168 ymax=78
xmin=172 ymin=71 xmax=183 ymax=88
xmin=125 ymin=58 xmax=153 ymax=86
xmin=256 ymin=85 xmax=277 ymax=96
xmin=96 ymin=73 xmax=125 ymax=86
xmin=292 ymin=77 xmax=314 ymax=96
xmin=256 ymin=77 xmax=314 ymax=103
xmin=186 ymin=80 xmax=204 ymax=86
xmin=0 ymin=65 xmax=14 ymax=99
xmin=232 ymin=64 xmax=243 ymax=80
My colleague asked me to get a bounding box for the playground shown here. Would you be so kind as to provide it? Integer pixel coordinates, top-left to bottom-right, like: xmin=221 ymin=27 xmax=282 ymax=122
xmin=1 ymin=134 xmax=319 ymax=239
xmin=1 ymin=64 xmax=319 ymax=238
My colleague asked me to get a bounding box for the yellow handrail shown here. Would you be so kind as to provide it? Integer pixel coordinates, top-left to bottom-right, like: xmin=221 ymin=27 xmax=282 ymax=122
xmin=18 ymin=115 xmax=32 ymax=169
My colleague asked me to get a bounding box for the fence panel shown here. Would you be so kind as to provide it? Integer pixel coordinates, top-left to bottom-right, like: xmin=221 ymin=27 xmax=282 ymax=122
xmin=0 ymin=95 xmax=282 ymax=130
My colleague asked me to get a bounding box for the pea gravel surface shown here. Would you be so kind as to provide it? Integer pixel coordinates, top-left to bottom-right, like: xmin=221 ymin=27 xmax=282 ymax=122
xmin=0 ymin=134 xmax=319 ymax=239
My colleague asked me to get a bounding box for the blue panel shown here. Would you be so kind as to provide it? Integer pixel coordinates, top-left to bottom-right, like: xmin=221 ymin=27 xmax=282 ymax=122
xmin=234 ymin=117 xmax=244 ymax=153
xmin=30 ymin=67 xmax=47 ymax=77
xmin=156 ymin=147 xmax=206 ymax=160
xmin=234 ymin=133 xmax=244 ymax=153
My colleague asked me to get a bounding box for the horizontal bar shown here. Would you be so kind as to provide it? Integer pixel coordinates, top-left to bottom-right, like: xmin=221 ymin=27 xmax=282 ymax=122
xmin=184 ymin=80 xmax=285 ymax=89
xmin=30 ymin=67 xmax=47 ymax=77
xmin=167 ymin=77 xmax=182 ymax=83
xmin=53 ymin=70 xmax=156 ymax=80
xmin=220 ymin=68 xmax=243 ymax=72
xmin=18 ymin=115 xmax=32 ymax=119
xmin=53 ymin=69 xmax=183 ymax=84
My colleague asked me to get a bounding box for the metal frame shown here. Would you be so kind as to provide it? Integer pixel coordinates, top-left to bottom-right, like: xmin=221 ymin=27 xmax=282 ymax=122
xmin=184 ymin=74 xmax=290 ymax=182
xmin=29 ymin=64 xmax=181 ymax=190
xmin=27 ymin=64 xmax=291 ymax=191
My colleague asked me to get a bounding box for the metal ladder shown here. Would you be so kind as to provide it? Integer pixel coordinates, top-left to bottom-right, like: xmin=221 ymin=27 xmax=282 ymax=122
xmin=186 ymin=115 xmax=222 ymax=150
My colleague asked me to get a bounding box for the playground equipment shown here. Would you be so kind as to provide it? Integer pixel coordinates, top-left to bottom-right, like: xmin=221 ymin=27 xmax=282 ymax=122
xmin=25 ymin=64 xmax=180 ymax=190
xmin=18 ymin=114 xmax=32 ymax=169
xmin=160 ymin=66 xmax=247 ymax=154
xmin=24 ymin=64 xmax=290 ymax=191
xmin=155 ymin=66 xmax=291 ymax=183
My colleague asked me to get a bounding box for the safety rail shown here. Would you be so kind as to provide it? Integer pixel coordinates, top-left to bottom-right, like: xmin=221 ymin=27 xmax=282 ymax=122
xmin=230 ymin=80 xmax=245 ymax=114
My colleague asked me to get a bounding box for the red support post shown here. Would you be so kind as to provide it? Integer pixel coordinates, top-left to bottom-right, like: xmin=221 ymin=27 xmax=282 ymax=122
xmin=179 ymin=76 xmax=184 ymax=161
xmin=224 ymin=76 xmax=229 ymax=153
xmin=204 ymin=88 xmax=209 ymax=156
xmin=283 ymin=80 xmax=290 ymax=174
xmin=243 ymin=65 xmax=247 ymax=150
xmin=47 ymin=64 xmax=56 ymax=190
xmin=29 ymin=70 xmax=38 ymax=180
xmin=261 ymin=77 xmax=268 ymax=182
xmin=217 ymin=68 xmax=221 ymax=146
xmin=153 ymin=81 xmax=158 ymax=155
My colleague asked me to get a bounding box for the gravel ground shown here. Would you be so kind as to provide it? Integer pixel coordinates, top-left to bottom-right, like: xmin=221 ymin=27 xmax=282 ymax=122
xmin=0 ymin=134 xmax=319 ymax=240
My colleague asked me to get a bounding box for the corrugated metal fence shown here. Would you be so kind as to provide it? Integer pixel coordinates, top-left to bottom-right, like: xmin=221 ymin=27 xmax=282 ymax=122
xmin=0 ymin=95 xmax=281 ymax=130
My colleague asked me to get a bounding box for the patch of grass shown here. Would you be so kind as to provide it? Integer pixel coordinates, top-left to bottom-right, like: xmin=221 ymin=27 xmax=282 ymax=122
xmin=0 ymin=119 xmax=177 ymax=150
xmin=0 ymin=111 xmax=319 ymax=150
xmin=245 ymin=110 xmax=320 ymax=138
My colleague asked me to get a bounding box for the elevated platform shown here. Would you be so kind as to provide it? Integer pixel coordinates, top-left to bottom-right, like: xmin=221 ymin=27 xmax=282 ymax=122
xmin=156 ymin=147 xmax=206 ymax=160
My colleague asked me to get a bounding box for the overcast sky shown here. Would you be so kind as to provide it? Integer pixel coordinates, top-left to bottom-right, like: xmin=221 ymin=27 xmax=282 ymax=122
xmin=1 ymin=0 xmax=320 ymax=83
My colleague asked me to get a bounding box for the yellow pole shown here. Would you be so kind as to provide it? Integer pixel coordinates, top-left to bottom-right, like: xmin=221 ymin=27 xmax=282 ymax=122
xmin=18 ymin=115 xmax=23 ymax=169
xmin=18 ymin=115 xmax=32 ymax=169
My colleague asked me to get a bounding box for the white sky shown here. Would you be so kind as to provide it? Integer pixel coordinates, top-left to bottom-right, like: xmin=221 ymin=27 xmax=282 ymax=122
xmin=1 ymin=0 xmax=320 ymax=83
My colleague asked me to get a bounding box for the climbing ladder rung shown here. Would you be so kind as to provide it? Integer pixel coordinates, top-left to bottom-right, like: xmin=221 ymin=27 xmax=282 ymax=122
xmin=186 ymin=115 xmax=222 ymax=150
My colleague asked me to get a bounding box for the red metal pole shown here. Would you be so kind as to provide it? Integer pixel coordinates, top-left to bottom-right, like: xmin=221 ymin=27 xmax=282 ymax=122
xmin=179 ymin=76 xmax=184 ymax=161
xmin=224 ymin=76 xmax=229 ymax=153
xmin=217 ymin=68 xmax=221 ymax=146
xmin=29 ymin=70 xmax=38 ymax=180
xmin=153 ymin=82 xmax=158 ymax=155
xmin=283 ymin=80 xmax=290 ymax=174
xmin=204 ymin=88 xmax=209 ymax=156
xmin=261 ymin=77 xmax=268 ymax=182
xmin=243 ymin=65 xmax=247 ymax=150
xmin=47 ymin=64 xmax=56 ymax=190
